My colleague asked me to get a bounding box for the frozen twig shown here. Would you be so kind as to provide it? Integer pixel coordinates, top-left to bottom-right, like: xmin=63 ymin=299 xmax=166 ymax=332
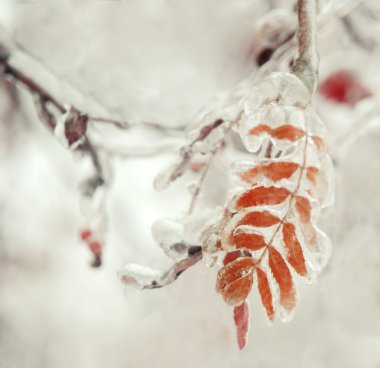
xmin=187 ymin=150 xmax=217 ymax=214
xmin=119 ymin=245 xmax=203 ymax=289
xmin=167 ymin=118 xmax=225 ymax=184
xmin=291 ymin=0 xmax=319 ymax=94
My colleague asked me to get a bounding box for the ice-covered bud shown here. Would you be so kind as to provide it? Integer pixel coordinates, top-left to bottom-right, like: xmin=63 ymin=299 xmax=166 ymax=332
xmin=54 ymin=107 xmax=87 ymax=149
xmin=151 ymin=218 xmax=191 ymax=260
xmin=118 ymin=264 xmax=164 ymax=290
xmin=253 ymin=9 xmax=296 ymax=66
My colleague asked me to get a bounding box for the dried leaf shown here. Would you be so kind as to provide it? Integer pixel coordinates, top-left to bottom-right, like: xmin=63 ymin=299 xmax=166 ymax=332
xmin=236 ymin=210 xmax=281 ymax=228
xmin=282 ymin=222 xmax=307 ymax=276
xmin=234 ymin=301 xmax=250 ymax=350
xmin=235 ymin=186 xmax=291 ymax=210
xmin=249 ymin=124 xmax=305 ymax=141
xmin=256 ymin=268 xmax=275 ymax=321
xmin=216 ymin=257 xmax=255 ymax=306
xmin=268 ymin=246 xmax=296 ymax=312
xmin=240 ymin=162 xmax=299 ymax=184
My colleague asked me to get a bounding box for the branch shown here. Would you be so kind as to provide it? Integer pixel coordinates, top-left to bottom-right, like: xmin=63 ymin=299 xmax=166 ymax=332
xmin=118 ymin=245 xmax=203 ymax=289
xmin=291 ymin=0 xmax=319 ymax=93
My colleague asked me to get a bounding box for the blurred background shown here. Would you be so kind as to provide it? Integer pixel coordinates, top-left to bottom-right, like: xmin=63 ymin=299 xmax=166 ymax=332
xmin=0 ymin=0 xmax=380 ymax=367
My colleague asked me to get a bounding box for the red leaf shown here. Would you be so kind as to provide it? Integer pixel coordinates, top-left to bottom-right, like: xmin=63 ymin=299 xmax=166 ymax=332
xmin=256 ymin=268 xmax=275 ymax=321
xmin=235 ymin=186 xmax=291 ymax=210
xmin=240 ymin=162 xmax=299 ymax=184
xmin=268 ymin=246 xmax=296 ymax=312
xmin=234 ymin=301 xmax=250 ymax=350
xmin=282 ymin=222 xmax=307 ymax=276
xmin=216 ymin=257 xmax=255 ymax=306
xmin=230 ymin=233 xmax=267 ymax=251
xmin=223 ymin=250 xmax=242 ymax=265
xmin=236 ymin=210 xmax=281 ymax=228
xmin=249 ymin=124 xmax=305 ymax=141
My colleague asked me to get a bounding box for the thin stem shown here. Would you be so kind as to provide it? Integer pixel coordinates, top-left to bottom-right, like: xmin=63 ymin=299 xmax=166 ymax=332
xmin=187 ymin=150 xmax=216 ymax=214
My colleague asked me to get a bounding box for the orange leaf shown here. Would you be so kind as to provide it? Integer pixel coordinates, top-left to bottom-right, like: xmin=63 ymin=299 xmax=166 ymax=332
xmin=295 ymin=196 xmax=311 ymax=223
xmin=230 ymin=233 xmax=267 ymax=251
xmin=235 ymin=186 xmax=291 ymax=210
xmin=295 ymin=195 xmax=317 ymax=245
xmin=268 ymin=246 xmax=296 ymax=312
xmin=236 ymin=210 xmax=281 ymax=228
xmin=234 ymin=301 xmax=249 ymax=350
xmin=249 ymin=124 xmax=305 ymax=141
xmin=221 ymin=273 xmax=254 ymax=306
xmin=240 ymin=162 xmax=299 ymax=184
xmin=311 ymin=135 xmax=326 ymax=154
xmin=282 ymin=222 xmax=307 ymax=276
xmin=256 ymin=268 xmax=275 ymax=321
xmin=216 ymin=257 xmax=255 ymax=306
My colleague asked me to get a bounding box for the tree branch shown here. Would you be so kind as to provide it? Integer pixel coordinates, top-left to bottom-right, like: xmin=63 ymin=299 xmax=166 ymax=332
xmin=291 ymin=0 xmax=319 ymax=94
xmin=119 ymin=245 xmax=203 ymax=289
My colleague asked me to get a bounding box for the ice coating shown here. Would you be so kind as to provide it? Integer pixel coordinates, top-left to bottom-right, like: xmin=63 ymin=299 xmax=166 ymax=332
xmin=239 ymin=73 xmax=317 ymax=154
xmin=151 ymin=218 xmax=190 ymax=260
xmin=118 ymin=264 xmax=164 ymax=290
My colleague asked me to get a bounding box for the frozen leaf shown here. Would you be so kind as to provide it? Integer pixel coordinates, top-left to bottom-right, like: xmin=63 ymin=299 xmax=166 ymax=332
xmin=294 ymin=195 xmax=317 ymax=245
xmin=282 ymin=222 xmax=307 ymax=276
xmin=236 ymin=210 xmax=281 ymax=228
xmin=229 ymin=232 xmax=267 ymax=251
xmin=268 ymin=246 xmax=296 ymax=313
xmin=239 ymin=161 xmax=300 ymax=184
xmin=216 ymin=257 xmax=254 ymax=306
xmin=223 ymin=250 xmax=243 ymax=265
xmin=249 ymin=124 xmax=305 ymax=141
xmin=256 ymin=267 xmax=275 ymax=322
xmin=233 ymin=301 xmax=250 ymax=350
xmin=235 ymin=186 xmax=291 ymax=210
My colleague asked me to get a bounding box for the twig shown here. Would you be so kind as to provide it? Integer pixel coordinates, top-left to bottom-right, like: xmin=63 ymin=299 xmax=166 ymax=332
xmin=119 ymin=245 xmax=203 ymax=289
xmin=166 ymin=118 xmax=225 ymax=184
xmin=187 ymin=150 xmax=217 ymax=214
xmin=291 ymin=0 xmax=319 ymax=94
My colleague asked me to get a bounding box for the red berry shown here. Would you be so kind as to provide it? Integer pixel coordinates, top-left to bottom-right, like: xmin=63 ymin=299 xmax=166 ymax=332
xmin=80 ymin=229 xmax=92 ymax=241
xmin=319 ymin=70 xmax=371 ymax=105
xmin=88 ymin=241 xmax=102 ymax=255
